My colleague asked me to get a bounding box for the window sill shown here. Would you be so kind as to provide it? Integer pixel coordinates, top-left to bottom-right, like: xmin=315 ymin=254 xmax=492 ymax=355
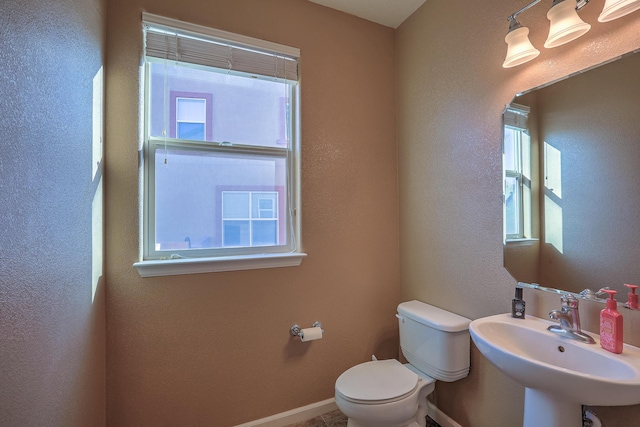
xmin=133 ymin=252 xmax=307 ymax=277
xmin=504 ymin=238 xmax=539 ymax=247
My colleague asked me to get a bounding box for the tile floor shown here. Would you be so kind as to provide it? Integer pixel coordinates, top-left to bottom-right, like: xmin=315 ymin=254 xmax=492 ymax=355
xmin=286 ymin=410 xmax=441 ymax=427
xmin=284 ymin=410 xmax=346 ymax=427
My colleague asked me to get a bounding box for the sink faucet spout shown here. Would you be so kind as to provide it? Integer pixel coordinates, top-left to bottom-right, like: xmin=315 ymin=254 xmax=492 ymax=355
xmin=548 ymin=309 xmax=573 ymax=330
xmin=547 ymin=294 xmax=596 ymax=344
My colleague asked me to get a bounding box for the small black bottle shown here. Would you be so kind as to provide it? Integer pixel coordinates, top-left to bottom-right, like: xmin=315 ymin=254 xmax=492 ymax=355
xmin=512 ymin=287 xmax=526 ymax=319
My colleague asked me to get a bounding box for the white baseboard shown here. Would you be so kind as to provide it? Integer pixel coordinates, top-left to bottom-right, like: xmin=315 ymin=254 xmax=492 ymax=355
xmin=428 ymin=401 xmax=463 ymax=427
xmin=234 ymin=398 xmax=338 ymax=427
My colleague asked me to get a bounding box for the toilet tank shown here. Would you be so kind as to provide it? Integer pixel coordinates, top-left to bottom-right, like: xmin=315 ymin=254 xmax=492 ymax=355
xmin=397 ymin=300 xmax=471 ymax=382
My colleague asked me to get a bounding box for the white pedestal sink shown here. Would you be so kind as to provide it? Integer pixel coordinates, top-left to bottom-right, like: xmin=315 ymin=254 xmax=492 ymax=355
xmin=469 ymin=314 xmax=640 ymax=427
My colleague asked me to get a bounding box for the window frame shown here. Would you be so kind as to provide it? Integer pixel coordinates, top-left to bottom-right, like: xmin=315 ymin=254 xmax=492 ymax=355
xmin=143 ymin=137 xmax=294 ymax=259
xmin=504 ymin=125 xmax=525 ymax=240
xmin=503 ymin=103 xmax=533 ymax=243
xmin=134 ymin=13 xmax=305 ymax=277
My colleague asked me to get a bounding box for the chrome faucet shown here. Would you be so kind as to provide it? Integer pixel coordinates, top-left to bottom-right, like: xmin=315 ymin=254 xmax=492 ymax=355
xmin=548 ymin=293 xmax=596 ymax=344
xmin=579 ymin=287 xmax=610 ymax=300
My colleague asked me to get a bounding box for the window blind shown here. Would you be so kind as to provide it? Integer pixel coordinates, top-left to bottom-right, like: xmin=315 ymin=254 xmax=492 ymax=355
xmin=504 ymin=103 xmax=530 ymax=130
xmin=143 ymin=13 xmax=299 ymax=82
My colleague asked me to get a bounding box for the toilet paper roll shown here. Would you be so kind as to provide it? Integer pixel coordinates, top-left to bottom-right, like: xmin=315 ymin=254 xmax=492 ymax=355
xmin=300 ymin=327 xmax=323 ymax=342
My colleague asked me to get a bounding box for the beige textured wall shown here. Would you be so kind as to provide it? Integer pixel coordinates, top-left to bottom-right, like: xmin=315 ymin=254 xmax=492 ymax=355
xmin=105 ymin=1 xmax=398 ymax=426
xmin=397 ymin=0 xmax=640 ymax=426
xmin=0 ymin=0 xmax=106 ymax=425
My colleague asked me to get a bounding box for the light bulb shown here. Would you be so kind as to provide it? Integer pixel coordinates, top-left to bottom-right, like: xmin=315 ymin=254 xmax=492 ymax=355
xmin=599 ymin=0 xmax=640 ymax=22
xmin=503 ymin=26 xmax=540 ymax=68
xmin=545 ymin=0 xmax=591 ymax=48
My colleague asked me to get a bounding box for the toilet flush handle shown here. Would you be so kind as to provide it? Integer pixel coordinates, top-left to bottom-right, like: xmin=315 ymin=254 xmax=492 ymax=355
xmin=396 ymin=314 xmax=405 ymax=323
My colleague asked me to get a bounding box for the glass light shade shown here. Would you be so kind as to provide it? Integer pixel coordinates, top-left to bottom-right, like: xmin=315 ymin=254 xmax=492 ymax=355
xmin=544 ymin=0 xmax=591 ymax=48
xmin=503 ymin=27 xmax=541 ymax=68
xmin=599 ymin=0 xmax=640 ymax=22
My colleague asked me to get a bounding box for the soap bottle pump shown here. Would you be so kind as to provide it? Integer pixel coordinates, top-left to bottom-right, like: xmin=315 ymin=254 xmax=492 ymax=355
xmin=600 ymin=290 xmax=623 ymax=354
xmin=624 ymin=284 xmax=638 ymax=310
xmin=512 ymin=286 xmax=525 ymax=319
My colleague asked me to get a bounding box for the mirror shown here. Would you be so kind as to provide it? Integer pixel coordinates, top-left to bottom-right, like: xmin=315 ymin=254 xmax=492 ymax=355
xmin=503 ymin=50 xmax=640 ymax=298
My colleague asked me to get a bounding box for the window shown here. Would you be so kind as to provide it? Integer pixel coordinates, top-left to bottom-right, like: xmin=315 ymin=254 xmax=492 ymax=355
xmin=503 ymin=104 xmax=532 ymax=241
xmin=176 ymin=97 xmax=206 ymax=140
xmin=135 ymin=13 xmax=304 ymax=276
xmin=222 ymin=191 xmax=279 ymax=247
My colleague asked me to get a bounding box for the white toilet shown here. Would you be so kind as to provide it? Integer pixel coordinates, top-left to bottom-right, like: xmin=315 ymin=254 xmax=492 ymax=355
xmin=334 ymin=300 xmax=471 ymax=427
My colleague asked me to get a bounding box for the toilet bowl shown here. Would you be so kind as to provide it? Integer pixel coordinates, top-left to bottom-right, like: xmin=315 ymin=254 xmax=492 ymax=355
xmin=334 ymin=301 xmax=471 ymax=427
xmin=335 ymin=359 xmax=435 ymax=427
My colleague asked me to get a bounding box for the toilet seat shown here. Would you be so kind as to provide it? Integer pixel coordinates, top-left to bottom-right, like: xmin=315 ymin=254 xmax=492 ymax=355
xmin=335 ymin=359 xmax=419 ymax=404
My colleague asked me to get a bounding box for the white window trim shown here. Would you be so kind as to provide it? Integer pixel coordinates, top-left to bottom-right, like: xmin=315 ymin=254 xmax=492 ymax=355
xmin=504 ymin=237 xmax=539 ymax=247
xmin=135 ymin=13 xmax=305 ymax=277
xmin=133 ymin=252 xmax=306 ymax=277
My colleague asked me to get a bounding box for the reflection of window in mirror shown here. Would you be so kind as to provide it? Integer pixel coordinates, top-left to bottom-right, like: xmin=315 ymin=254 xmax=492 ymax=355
xmin=503 ymin=104 xmax=533 ymax=242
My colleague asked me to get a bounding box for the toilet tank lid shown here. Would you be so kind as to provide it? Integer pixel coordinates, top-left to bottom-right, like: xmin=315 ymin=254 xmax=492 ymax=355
xmin=397 ymin=300 xmax=471 ymax=332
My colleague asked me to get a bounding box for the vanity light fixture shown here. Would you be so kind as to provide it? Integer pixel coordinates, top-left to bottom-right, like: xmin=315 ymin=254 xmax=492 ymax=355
xmin=544 ymin=0 xmax=591 ymax=48
xmin=503 ymin=17 xmax=541 ymax=67
xmin=599 ymin=0 xmax=640 ymax=22
xmin=503 ymin=0 xmax=640 ymax=68
xmin=503 ymin=0 xmax=542 ymax=68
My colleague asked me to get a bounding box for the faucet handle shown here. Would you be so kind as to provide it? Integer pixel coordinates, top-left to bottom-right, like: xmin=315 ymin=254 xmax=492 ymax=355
xmin=561 ymin=293 xmax=579 ymax=308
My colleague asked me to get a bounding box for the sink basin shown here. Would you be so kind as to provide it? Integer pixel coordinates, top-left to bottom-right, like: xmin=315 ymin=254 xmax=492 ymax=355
xmin=470 ymin=314 xmax=640 ymax=426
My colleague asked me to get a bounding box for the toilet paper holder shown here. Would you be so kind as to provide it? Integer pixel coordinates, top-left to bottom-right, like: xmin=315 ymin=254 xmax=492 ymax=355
xmin=290 ymin=321 xmax=323 ymax=338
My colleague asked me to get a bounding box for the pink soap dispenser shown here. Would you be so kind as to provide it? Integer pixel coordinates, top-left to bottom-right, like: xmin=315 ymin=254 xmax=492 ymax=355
xmin=600 ymin=290 xmax=623 ymax=354
xmin=625 ymin=284 xmax=639 ymax=309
